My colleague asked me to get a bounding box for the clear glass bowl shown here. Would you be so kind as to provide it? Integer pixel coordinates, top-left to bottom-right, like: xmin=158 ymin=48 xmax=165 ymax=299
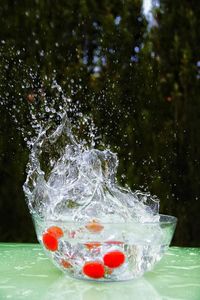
xmin=33 ymin=214 xmax=177 ymax=281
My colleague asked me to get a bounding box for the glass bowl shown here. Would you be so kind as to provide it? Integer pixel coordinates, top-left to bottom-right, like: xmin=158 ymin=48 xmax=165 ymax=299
xmin=33 ymin=214 xmax=177 ymax=282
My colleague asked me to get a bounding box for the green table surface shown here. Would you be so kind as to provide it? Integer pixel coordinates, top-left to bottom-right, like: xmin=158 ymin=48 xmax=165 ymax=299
xmin=0 ymin=244 xmax=199 ymax=300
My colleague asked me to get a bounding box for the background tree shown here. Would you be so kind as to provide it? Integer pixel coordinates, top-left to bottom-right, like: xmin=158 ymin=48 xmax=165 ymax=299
xmin=148 ymin=0 xmax=200 ymax=245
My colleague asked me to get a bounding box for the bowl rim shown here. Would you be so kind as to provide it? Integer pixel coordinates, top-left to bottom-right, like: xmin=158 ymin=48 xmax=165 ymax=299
xmin=32 ymin=213 xmax=177 ymax=226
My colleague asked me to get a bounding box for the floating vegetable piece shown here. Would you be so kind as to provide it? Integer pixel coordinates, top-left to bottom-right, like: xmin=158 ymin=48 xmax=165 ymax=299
xmin=60 ymin=259 xmax=72 ymax=269
xmin=26 ymin=93 xmax=35 ymax=103
xmin=105 ymin=240 xmax=124 ymax=246
xmin=84 ymin=242 xmax=101 ymax=250
xmin=85 ymin=220 xmax=104 ymax=233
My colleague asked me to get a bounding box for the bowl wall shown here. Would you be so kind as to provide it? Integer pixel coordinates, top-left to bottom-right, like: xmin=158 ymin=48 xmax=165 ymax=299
xmin=33 ymin=215 xmax=177 ymax=281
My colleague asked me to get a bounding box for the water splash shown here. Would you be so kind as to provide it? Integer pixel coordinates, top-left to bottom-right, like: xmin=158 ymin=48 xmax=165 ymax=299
xmin=23 ymin=81 xmax=159 ymax=223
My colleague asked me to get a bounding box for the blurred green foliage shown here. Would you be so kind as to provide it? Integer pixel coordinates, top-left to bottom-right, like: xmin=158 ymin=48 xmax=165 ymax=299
xmin=0 ymin=0 xmax=199 ymax=245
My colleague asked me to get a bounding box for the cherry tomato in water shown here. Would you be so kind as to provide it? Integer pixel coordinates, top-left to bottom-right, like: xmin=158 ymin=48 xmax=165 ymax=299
xmin=83 ymin=261 xmax=105 ymax=279
xmin=42 ymin=232 xmax=58 ymax=251
xmin=103 ymin=251 xmax=125 ymax=268
xmin=47 ymin=226 xmax=64 ymax=239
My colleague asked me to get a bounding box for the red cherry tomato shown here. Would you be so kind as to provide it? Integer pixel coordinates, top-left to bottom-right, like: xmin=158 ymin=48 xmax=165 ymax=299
xmin=84 ymin=242 xmax=101 ymax=250
xmin=83 ymin=261 xmax=105 ymax=279
xmin=42 ymin=232 xmax=58 ymax=251
xmin=47 ymin=226 xmax=64 ymax=239
xmin=103 ymin=251 xmax=125 ymax=268
xmin=85 ymin=220 xmax=104 ymax=233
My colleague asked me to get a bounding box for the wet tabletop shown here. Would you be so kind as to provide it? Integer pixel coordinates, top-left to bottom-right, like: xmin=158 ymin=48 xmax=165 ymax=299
xmin=0 ymin=244 xmax=199 ymax=300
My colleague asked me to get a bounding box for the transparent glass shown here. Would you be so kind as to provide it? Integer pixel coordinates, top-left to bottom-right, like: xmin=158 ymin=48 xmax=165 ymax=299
xmin=33 ymin=214 xmax=177 ymax=282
